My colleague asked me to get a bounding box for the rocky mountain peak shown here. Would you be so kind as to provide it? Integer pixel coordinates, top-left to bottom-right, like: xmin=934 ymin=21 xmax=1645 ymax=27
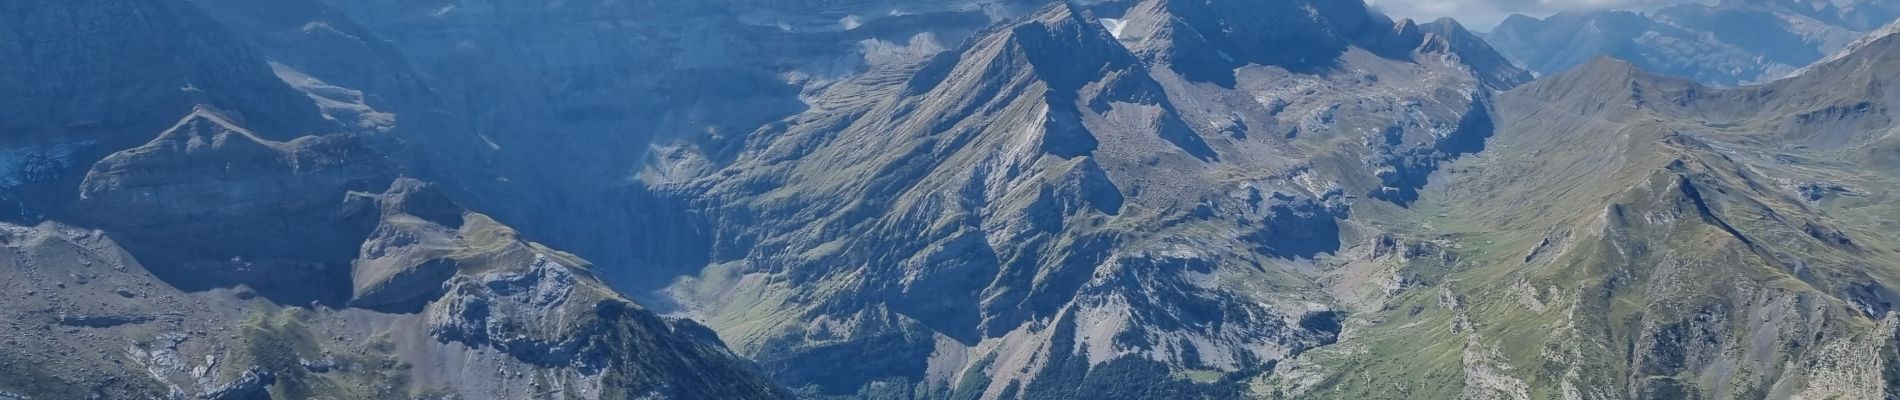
xmin=1419 ymin=17 xmax=1535 ymax=89
xmin=1005 ymin=2 xmax=1139 ymax=94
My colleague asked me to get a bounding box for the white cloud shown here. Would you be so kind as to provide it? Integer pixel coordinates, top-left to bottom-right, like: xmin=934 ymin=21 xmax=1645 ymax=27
xmin=1366 ymin=0 xmax=1708 ymax=31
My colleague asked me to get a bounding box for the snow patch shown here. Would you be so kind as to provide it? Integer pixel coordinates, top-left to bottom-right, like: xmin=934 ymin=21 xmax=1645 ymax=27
xmin=1098 ymin=18 xmax=1127 ymax=39
xmin=270 ymin=62 xmax=396 ymax=131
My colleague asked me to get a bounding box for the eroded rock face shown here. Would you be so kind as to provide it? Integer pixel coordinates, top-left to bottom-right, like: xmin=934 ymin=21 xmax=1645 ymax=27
xmin=432 ymin=255 xmax=591 ymax=367
xmin=0 ymin=0 xmax=334 ymax=222
xmin=1241 ymin=189 xmax=1349 ymax=259
xmin=350 ymin=179 xmax=470 ymax=312
xmin=75 ymin=108 xmax=394 ymax=305
xmin=430 ymin=250 xmax=788 ymax=399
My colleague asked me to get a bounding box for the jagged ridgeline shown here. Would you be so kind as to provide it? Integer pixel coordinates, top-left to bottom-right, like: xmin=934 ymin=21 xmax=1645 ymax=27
xmin=4 ymin=0 xmax=1900 ymax=399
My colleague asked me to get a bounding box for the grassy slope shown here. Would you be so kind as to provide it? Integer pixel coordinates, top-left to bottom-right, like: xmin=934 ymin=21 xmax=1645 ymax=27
xmin=1261 ymin=58 xmax=1900 ymax=399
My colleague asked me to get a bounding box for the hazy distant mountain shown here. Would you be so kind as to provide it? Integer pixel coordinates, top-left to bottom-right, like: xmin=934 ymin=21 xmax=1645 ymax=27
xmin=1484 ymin=0 xmax=1900 ymax=86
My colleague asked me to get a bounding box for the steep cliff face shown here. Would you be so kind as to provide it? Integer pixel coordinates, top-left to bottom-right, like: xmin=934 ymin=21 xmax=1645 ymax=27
xmin=306 ymin=0 xmax=1033 ymax=293
xmin=0 ymin=1 xmax=790 ymax=398
xmin=1263 ymin=24 xmax=1900 ymax=397
xmin=75 ymin=108 xmax=395 ymax=306
xmin=0 ymin=0 xmax=333 ymax=222
xmin=185 ymin=0 xmax=504 ymax=191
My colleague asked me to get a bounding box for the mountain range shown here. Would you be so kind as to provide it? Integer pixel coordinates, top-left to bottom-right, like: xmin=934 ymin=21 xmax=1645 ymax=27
xmin=1483 ymin=0 xmax=1900 ymax=86
xmin=2 ymin=0 xmax=1898 ymax=399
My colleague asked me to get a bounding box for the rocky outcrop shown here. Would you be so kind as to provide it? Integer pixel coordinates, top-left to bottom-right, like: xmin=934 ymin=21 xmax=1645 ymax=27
xmin=427 ymin=242 xmax=788 ymax=399
xmin=1241 ymin=189 xmax=1350 ymax=259
xmin=348 ymin=179 xmax=469 ymax=312
xmin=73 ymin=108 xmax=394 ymax=305
xmin=198 ymin=367 xmax=274 ymax=400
